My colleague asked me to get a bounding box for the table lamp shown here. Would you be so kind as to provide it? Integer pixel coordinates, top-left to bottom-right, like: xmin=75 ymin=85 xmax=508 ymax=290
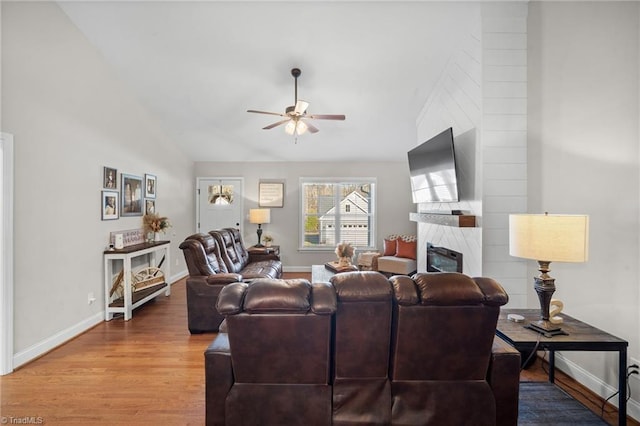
xmin=249 ymin=208 xmax=271 ymax=247
xmin=509 ymin=213 xmax=589 ymax=336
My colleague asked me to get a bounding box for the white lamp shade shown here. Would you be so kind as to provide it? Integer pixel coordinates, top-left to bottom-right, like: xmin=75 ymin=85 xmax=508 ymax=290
xmin=509 ymin=214 xmax=589 ymax=262
xmin=249 ymin=208 xmax=271 ymax=224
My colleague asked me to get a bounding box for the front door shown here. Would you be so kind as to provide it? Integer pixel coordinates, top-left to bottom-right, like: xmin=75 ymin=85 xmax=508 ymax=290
xmin=196 ymin=178 xmax=244 ymax=233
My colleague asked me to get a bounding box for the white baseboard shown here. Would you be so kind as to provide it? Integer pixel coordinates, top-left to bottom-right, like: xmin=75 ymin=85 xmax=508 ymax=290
xmin=555 ymin=353 xmax=640 ymax=422
xmin=169 ymin=269 xmax=188 ymax=283
xmin=13 ymin=312 xmax=104 ymax=369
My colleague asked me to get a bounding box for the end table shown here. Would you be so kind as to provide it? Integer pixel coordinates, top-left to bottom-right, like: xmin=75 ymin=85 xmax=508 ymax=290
xmin=248 ymin=245 xmax=280 ymax=261
xmin=496 ymin=308 xmax=628 ymax=425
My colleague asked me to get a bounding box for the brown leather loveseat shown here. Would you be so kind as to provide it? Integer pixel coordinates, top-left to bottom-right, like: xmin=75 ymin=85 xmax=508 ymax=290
xmin=205 ymin=271 xmax=521 ymax=425
xmin=179 ymin=228 xmax=282 ymax=333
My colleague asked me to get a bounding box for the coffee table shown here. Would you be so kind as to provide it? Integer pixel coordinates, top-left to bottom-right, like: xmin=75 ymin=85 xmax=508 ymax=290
xmin=311 ymin=264 xmax=335 ymax=282
xmin=496 ymin=308 xmax=628 ymax=425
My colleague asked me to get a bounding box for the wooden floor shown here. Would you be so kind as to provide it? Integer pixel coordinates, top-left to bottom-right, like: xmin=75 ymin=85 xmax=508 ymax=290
xmin=0 ymin=274 xmax=635 ymax=425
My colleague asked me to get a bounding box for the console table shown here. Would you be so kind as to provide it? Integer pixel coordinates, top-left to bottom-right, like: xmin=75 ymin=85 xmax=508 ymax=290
xmin=103 ymin=241 xmax=171 ymax=321
xmin=496 ymin=308 xmax=628 ymax=425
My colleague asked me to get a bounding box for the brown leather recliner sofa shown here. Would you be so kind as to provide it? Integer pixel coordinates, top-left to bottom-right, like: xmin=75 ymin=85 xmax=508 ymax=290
xmin=178 ymin=229 xmax=282 ymax=333
xmin=205 ymin=271 xmax=521 ymax=425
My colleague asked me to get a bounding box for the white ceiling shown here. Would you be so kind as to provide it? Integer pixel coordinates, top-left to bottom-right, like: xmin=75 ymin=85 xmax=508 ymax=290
xmin=58 ymin=1 xmax=479 ymax=162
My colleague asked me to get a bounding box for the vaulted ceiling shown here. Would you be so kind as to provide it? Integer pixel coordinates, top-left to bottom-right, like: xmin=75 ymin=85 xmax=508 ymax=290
xmin=58 ymin=1 xmax=479 ymax=162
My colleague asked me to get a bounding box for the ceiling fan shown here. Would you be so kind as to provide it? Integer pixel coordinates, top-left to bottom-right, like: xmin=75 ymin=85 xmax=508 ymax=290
xmin=247 ymin=68 xmax=346 ymax=137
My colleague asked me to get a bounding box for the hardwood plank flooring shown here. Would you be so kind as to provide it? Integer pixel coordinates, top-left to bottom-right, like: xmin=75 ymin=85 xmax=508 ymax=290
xmin=0 ymin=273 xmax=636 ymax=425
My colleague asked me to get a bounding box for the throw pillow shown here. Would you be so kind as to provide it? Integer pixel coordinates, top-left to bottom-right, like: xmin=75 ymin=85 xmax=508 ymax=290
xmin=396 ymin=238 xmax=417 ymax=260
xmin=383 ymin=238 xmax=397 ymax=256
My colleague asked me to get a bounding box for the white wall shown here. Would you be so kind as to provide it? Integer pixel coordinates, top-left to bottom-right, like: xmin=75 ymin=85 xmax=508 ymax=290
xmin=194 ymin=161 xmax=414 ymax=270
xmin=2 ymin=2 xmax=193 ymax=366
xmin=529 ymin=1 xmax=640 ymax=419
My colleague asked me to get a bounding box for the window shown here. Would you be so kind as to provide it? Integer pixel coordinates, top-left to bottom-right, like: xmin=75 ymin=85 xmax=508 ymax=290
xmin=300 ymin=178 xmax=376 ymax=251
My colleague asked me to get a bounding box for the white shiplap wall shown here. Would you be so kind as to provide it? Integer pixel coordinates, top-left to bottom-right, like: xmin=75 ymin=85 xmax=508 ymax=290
xmin=481 ymin=2 xmax=528 ymax=306
xmin=415 ymin=3 xmax=528 ymax=306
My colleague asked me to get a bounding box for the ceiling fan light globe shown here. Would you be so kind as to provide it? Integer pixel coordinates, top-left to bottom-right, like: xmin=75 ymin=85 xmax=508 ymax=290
xmin=296 ymin=120 xmax=308 ymax=135
xmin=285 ymin=120 xmax=296 ymax=135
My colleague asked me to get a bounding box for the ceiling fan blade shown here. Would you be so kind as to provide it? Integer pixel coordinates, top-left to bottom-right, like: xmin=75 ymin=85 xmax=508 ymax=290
xmin=247 ymin=109 xmax=286 ymax=117
xmin=262 ymin=119 xmax=291 ymax=130
xmin=307 ymin=114 xmax=346 ymax=120
xmin=294 ymin=100 xmax=309 ymax=115
xmin=305 ymin=122 xmax=320 ymax=134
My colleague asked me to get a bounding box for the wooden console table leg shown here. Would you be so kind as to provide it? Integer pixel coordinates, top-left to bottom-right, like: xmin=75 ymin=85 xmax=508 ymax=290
xmin=548 ymin=350 xmax=555 ymax=383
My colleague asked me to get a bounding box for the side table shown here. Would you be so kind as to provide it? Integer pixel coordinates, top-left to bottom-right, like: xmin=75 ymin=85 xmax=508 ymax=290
xmin=496 ymin=308 xmax=628 ymax=426
xmin=248 ymin=245 xmax=280 ymax=261
xmin=103 ymin=241 xmax=171 ymax=321
xmin=357 ymin=251 xmax=382 ymax=271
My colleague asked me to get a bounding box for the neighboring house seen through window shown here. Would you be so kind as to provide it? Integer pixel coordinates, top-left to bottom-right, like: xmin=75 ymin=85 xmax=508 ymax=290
xmin=300 ymin=178 xmax=376 ymax=251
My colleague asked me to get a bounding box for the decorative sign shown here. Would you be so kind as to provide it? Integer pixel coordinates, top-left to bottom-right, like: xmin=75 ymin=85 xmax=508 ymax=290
xmin=109 ymin=229 xmax=145 ymax=248
xmin=259 ymin=182 xmax=284 ymax=208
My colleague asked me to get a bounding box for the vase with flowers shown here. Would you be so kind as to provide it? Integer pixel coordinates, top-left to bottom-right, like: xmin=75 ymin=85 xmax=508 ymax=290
xmin=143 ymin=213 xmax=171 ymax=242
xmin=335 ymin=242 xmax=355 ymax=267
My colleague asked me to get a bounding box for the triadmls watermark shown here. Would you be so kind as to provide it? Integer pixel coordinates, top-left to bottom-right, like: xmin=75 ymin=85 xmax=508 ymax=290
xmin=1 ymin=416 xmax=44 ymax=425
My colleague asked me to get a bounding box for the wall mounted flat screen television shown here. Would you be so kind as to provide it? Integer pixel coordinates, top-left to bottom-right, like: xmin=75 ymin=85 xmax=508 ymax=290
xmin=408 ymin=127 xmax=459 ymax=203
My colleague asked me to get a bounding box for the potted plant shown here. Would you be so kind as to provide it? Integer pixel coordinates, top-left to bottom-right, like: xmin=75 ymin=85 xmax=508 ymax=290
xmin=335 ymin=242 xmax=355 ymax=267
xmin=263 ymin=234 xmax=273 ymax=247
xmin=143 ymin=213 xmax=171 ymax=241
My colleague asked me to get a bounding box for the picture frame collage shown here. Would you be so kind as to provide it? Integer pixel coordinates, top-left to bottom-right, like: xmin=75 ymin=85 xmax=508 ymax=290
xmin=101 ymin=166 xmax=157 ymax=220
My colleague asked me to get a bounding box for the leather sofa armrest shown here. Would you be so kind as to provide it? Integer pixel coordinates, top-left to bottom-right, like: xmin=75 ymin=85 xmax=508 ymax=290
xmin=206 ymin=273 xmax=242 ymax=285
xmin=488 ymin=335 xmax=521 ymax=426
xmin=310 ymin=281 xmax=337 ymax=314
xmin=473 ymin=277 xmax=509 ymax=307
xmin=389 ymin=275 xmax=419 ymax=305
xmin=216 ymin=282 xmax=249 ymax=315
xmin=205 ymin=333 xmax=233 ymax=426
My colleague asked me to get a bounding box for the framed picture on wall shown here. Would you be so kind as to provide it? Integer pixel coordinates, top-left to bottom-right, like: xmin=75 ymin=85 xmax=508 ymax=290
xmin=145 ymin=199 xmax=156 ymax=215
xmin=145 ymin=174 xmax=157 ymax=199
xmin=259 ymin=181 xmax=284 ymax=208
xmin=121 ymin=174 xmax=143 ymax=216
xmin=101 ymin=190 xmax=119 ymax=220
xmin=103 ymin=167 xmax=117 ymax=189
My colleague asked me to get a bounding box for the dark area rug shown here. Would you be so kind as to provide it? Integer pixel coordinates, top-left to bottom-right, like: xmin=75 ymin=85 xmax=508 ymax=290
xmin=519 ymin=382 xmax=607 ymax=425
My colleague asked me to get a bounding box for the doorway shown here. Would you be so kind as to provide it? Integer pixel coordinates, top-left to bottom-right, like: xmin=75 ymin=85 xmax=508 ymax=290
xmin=196 ymin=178 xmax=244 ymax=234
xmin=1 ymin=132 xmax=14 ymax=375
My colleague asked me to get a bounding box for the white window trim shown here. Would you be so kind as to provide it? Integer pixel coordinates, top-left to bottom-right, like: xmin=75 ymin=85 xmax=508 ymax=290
xmin=299 ymin=177 xmax=376 ymax=251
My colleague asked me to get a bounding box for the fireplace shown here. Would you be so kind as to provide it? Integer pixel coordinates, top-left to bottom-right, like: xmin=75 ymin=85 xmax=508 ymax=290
xmin=427 ymin=243 xmax=463 ymax=273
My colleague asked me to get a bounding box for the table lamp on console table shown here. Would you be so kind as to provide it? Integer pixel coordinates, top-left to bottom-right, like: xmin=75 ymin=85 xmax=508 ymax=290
xmin=249 ymin=208 xmax=271 ymax=247
xmin=509 ymin=213 xmax=589 ymax=336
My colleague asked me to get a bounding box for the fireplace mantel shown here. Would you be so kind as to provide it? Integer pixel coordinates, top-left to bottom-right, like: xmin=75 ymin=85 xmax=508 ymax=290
xmin=410 ymin=212 xmax=476 ymax=228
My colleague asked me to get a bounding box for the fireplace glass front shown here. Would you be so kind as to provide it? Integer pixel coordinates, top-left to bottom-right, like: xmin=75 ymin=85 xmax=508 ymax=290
xmin=427 ymin=243 xmax=463 ymax=273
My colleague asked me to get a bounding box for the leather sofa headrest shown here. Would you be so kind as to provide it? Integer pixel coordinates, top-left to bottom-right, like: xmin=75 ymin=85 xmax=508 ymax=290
xmin=244 ymin=279 xmax=312 ymax=313
xmin=391 ymin=272 xmax=508 ymax=307
xmin=182 ymin=233 xmax=217 ymax=252
xmin=330 ymin=271 xmax=392 ymax=302
xmin=217 ymin=279 xmax=337 ymax=315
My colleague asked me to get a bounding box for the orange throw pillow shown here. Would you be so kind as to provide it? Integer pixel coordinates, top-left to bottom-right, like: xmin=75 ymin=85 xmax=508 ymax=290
xmin=396 ymin=239 xmax=417 ymax=260
xmin=383 ymin=239 xmax=397 ymax=256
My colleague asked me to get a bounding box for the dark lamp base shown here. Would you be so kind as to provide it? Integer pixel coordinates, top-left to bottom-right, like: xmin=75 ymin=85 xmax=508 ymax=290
xmin=526 ymin=320 xmax=568 ymax=338
xmin=254 ymin=243 xmax=265 ymax=248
